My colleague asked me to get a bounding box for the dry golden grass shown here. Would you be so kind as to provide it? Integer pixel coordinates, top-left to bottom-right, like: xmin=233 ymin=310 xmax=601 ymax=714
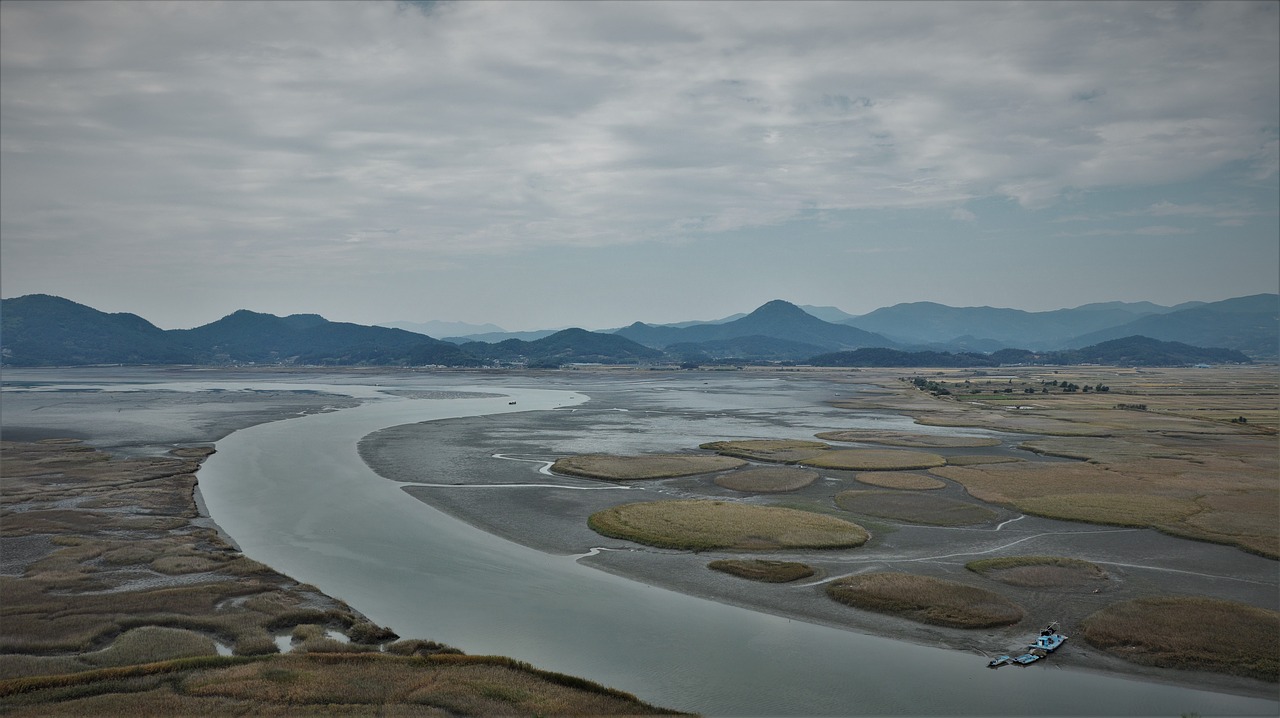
xmin=1081 ymin=597 xmax=1280 ymax=681
xmin=826 ymin=572 xmax=1023 ymax=628
xmin=588 ymin=499 xmax=869 ymax=550
xmin=966 ymin=556 xmax=1108 ymax=589
xmin=713 ymin=467 xmax=819 ymax=493
xmin=800 ymin=449 xmax=946 ymax=471
xmin=816 ymin=431 xmax=1000 ymax=448
xmin=698 ymin=439 xmax=831 ymax=463
xmin=855 ymin=472 xmax=946 ymax=490
xmin=833 ymin=490 xmax=998 ymax=526
xmin=707 ymin=559 xmax=816 ymax=582
xmin=551 ymin=453 xmax=745 ymax=480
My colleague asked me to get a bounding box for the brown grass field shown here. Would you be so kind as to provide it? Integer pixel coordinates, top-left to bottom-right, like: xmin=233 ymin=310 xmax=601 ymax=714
xmin=698 ymin=439 xmax=831 ymax=463
xmin=833 ymin=490 xmax=998 ymax=526
xmin=825 ymin=572 xmax=1024 ymax=628
xmin=588 ymin=499 xmax=869 ymax=550
xmin=0 ymin=440 xmax=677 ymax=715
xmin=1081 ymin=597 xmax=1280 ymax=682
xmin=966 ymin=556 xmax=1109 ymax=590
xmin=550 ymin=453 xmax=746 ymax=480
xmin=0 ymin=653 xmax=682 ymax=716
xmin=707 ymin=559 xmax=816 ymax=582
xmin=816 ymin=430 xmax=1000 ymax=448
xmin=713 ymin=466 xmax=819 ymax=493
xmin=854 ymin=471 xmax=947 ymax=490
xmin=800 ymin=448 xmax=946 ymax=471
xmin=828 ymin=366 xmax=1279 ymax=558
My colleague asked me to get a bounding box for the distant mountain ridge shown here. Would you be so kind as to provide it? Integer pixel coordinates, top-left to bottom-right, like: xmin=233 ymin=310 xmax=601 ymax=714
xmin=615 ymin=299 xmax=895 ymax=351
xmin=1 ymin=293 xmax=1268 ymax=367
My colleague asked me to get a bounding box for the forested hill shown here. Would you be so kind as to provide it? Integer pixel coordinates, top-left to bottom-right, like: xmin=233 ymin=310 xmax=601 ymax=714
xmin=808 ymin=336 xmax=1250 ymax=368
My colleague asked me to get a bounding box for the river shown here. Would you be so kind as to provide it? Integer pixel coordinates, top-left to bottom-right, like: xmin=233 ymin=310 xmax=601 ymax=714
xmin=195 ymin=378 xmax=1279 ymax=716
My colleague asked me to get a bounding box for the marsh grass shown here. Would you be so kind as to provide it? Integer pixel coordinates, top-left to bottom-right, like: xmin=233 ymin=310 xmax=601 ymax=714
xmin=551 ymin=453 xmax=746 ymax=480
xmin=941 ymin=455 xmax=1023 ymax=466
xmin=0 ymin=442 xmax=392 ymax=671
xmin=855 ymin=472 xmax=946 ymax=490
xmin=826 ymin=572 xmax=1023 ymax=628
xmin=589 ymin=499 xmax=869 ymax=550
xmin=708 ymin=559 xmax=815 ymax=582
xmin=713 ymin=467 xmax=819 ymax=493
xmin=0 ymin=439 xmax=686 ymax=715
xmin=699 ymin=439 xmax=831 ymax=463
xmin=801 ymin=449 xmax=946 ymax=471
xmin=816 ymin=431 xmax=1000 ymax=448
xmin=966 ymin=556 xmax=1108 ymax=588
xmin=833 ymin=490 xmax=998 ymax=526
xmin=1082 ymin=597 xmax=1280 ymax=682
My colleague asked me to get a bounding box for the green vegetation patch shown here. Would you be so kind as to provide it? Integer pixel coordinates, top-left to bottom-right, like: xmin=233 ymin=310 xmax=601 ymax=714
xmin=708 ymin=559 xmax=816 ymax=583
xmin=855 ymin=472 xmax=946 ymax=490
xmin=967 ymin=556 xmax=1108 ymax=589
xmin=551 ymin=453 xmax=746 ymax=480
xmin=714 ymin=467 xmax=819 ymax=493
xmin=816 ymin=431 xmax=1000 ymax=448
xmin=588 ymin=500 xmax=869 ymax=551
xmin=1082 ymin=597 xmax=1280 ymax=682
xmin=834 ymin=491 xmax=997 ymax=526
xmin=801 ymin=449 xmax=946 ymax=471
xmin=699 ymin=439 xmax=831 ymax=464
xmin=826 ymin=572 xmax=1023 ymax=628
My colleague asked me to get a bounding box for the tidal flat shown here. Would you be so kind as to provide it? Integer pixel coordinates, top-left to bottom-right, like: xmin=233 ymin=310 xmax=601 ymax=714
xmin=2 ymin=365 xmax=1277 ymax=716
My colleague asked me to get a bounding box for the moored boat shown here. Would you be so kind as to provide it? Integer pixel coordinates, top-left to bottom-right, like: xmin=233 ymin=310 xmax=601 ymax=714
xmin=986 ymin=623 xmax=1067 ymax=668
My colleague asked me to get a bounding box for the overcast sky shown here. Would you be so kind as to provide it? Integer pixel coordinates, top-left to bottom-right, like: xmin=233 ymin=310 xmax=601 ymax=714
xmin=2 ymin=1 xmax=1277 ymax=331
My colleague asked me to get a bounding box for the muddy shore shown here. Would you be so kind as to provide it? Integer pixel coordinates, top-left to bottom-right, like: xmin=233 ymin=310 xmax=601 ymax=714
xmin=4 ymin=366 xmax=1276 ymax=710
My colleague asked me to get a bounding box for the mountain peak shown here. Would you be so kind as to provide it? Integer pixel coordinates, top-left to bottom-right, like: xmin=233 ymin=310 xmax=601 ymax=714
xmin=748 ymin=299 xmax=808 ymax=318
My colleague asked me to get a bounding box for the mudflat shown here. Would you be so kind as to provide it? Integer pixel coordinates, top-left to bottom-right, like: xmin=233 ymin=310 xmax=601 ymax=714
xmin=365 ymin=365 xmax=1278 ymax=701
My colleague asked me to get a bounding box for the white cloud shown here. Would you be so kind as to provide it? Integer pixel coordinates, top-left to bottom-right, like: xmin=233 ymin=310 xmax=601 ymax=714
xmin=1 ymin=0 xmax=1276 ymax=271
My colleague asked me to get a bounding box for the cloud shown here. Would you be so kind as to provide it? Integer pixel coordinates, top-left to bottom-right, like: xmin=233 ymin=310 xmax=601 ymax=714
xmin=1 ymin=0 xmax=1276 ymax=271
xmin=950 ymin=208 xmax=977 ymax=222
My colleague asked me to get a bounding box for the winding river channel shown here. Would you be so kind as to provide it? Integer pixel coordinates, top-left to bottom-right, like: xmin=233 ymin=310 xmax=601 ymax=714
xmin=197 ymin=381 xmax=1278 ymax=716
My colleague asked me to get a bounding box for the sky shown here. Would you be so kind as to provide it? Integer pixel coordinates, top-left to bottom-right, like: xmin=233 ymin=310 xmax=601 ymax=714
xmin=2 ymin=1 xmax=1277 ymax=331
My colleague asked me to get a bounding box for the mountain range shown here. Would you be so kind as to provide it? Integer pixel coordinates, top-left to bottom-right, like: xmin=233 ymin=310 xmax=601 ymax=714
xmin=1 ymin=293 xmax=1272 ymax=368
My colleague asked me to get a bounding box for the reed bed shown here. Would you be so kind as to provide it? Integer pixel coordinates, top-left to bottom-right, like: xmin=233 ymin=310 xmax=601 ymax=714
xmin=699 ymin=439 xmax=831 ymax=463
xmin=826 ymin=572 xmax=1023 ymax=628
xmin=551 ymin=453 xmax=745 ymax=480
xmin=713 ymin=467 xmax=819 ymax=493
xmin=833 ymin=490 xmax=998 ymax=526
xmin=816 ymin=431 xmax=1000 ymax=448
xmin=0 ymin=653 xmax=683 ymax=715
xmin=941 ymin=455 xmax=1022 ymax=466
xmin=1081 ymin=597 xmax=1280 ymax=682
xmin=589 ymin=499 xmax=869 ymax=550
xmin=854 ymin=472 xmax=946 ymax=490
xmin=966 ymin=556 xmax=1108 ymax=588
xmin=801 ymin=449 xmax=946 ymax=471
xmin=707 ymin=559 xmax=816 ymax=582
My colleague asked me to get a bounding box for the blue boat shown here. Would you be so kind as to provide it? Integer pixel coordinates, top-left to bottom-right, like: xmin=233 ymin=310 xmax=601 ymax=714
xmin=987 ymin=623 xmax=1067 ymax=668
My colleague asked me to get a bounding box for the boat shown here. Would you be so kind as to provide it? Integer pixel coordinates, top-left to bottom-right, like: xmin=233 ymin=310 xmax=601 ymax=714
xmin=986 ymin=623 xmax=1067 ymax=668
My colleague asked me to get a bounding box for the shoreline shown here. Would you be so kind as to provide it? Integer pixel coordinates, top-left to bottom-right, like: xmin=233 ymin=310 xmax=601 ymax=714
xmin=351 ymin=374 xmax=1278 ymax=704
xmin=4 ymin=367 xmax=1276 ymax=714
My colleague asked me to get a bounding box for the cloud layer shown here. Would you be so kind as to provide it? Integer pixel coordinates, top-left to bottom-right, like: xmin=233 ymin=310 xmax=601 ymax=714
xmin=2 ymin=1 xmax=1277 ymax=325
